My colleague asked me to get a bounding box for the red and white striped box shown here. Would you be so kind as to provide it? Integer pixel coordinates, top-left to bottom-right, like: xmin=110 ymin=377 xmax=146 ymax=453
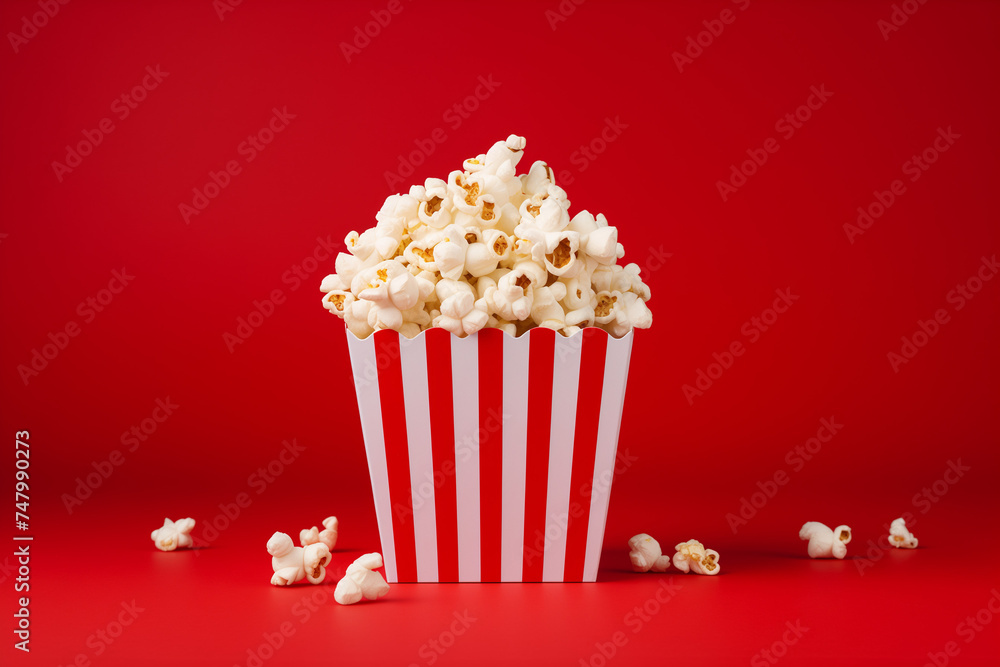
xmin=346 ymin=326 xmax=634 ymax=582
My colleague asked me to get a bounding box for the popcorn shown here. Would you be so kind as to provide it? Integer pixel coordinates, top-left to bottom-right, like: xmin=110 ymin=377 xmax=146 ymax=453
xmin=799 ymin=522 xmax=852 ymax=559
xmin=334 ymin=552 xmax=391 ymax=605
xmin=299 ymin=516 xmax=338 ymax=551
xmin=151 ymin=517 xmax=195 ymax=552
xmin=627 ymin=534 xmax=671 ymax=573
xmin=888 ymin=517 xmax=918 ymax=549
xmin=267 ymin=532 xmax=331 ymax=585
xmin=672 ymin=539 xmax=721 ymax=576
xmin=320 ymin=136 xmax=653 ymax=338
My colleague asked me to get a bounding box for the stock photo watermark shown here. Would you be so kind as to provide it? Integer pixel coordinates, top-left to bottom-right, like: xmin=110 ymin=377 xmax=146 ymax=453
xmin=855 ymin=459 xmax=970 ymax=575
xmin=61 ymin=397 xmax=180 ymax=514
xmin=726 ymin=417 xmax=844 ymax=533
xmin=7 ymin=0 xmax=71 ymax=54
xmin=222 ymin=235 xmax=340 ymax=352
xmin=51 ymin=66 xmax=169 ymax=182
xmin=750 ymin=620 xmax=809 ymax=666
xmin=887 ymin=254 xmax=996 ymax=373
xmin=878 ymin=0 xmax=931 ymax=41
xmin=383 ymin=75 xmax=502 ymax=191
xmin=192 ymin=439 xmax=307 ymax=550
xmin=716 ymin=85 xmax=833 ymax=202
xmin=55 ymin=600 xmax=145 ymax=666
xmin=17 ymin=268 xmax=135 ymax=386
xmin=843 ymin=126 xmax=960 ymax=244
xmin=180 ymin=107 xmax=296 ymax=223
xmin=579 ymin=578 xmax=682 ymax=666
xmin=672 ymin=0 xmax=752 ymax=73
xmin=921 ymin=588 xmax=1000 ymax=667
xmin=682 ymin=288 xmax=799 ymax=405
xmin=340 ymin=0 xmax=415 ymax=63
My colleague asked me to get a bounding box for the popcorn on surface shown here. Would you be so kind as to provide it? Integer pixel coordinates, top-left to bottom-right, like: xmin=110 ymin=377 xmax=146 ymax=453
xmin=268 ymin=531 xmax=331 ymax=586
xmin=627 ymin=533 xmax=671 ymax=573
xmin=299 ymin=516 xmax=338 ymax=552
xmin=151 ymin=517 xmax=195 ymax=552
xmin=334 ymin=552 xmax=391 ymax=605
xmin=888 ymin=517 xmax=918 ymax=549
xmin=672 ymin=539 xmax=721 ymax=576
xmin=799 ymin=522 xmax=852 ymax=559
xmin=320 ymin=136 xmax=652 ymax=338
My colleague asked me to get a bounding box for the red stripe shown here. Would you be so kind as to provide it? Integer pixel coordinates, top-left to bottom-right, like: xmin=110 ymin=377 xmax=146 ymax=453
xmin=522 ymin=327 xmax=555 ymax=581
xmin=478 ymin=328 xmax=504 ymax=582
xmin=425 ymin=328 xmax=459 ymax=582
xmin=374 ymin=331 xmax=417 ymax=582
xmin=562 ymin=328 xmax=609 ymax=581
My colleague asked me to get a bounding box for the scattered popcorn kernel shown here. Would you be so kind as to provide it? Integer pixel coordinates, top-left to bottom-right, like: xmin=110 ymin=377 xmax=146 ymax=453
xmin=628 ymin=534 xmax=671 ymax=573
xmin=888 ymin=517 xmax=918 ymax=549
xmin=268 ymin=531 xmax=331 ymax=586
xmin=151 ymin=517 xmax=195 ymax=552
xmin=299 ymin=516 xmax=338 ymax=551
xmin=320 ymin=137 xmax=652 ymax=338
xmin=799 ymin=522 xmax=852 ymax=559
xmin=672 ymin=539 xmax=721 ymax=576
xmin=334 ymin=552 xmax=391 ymax=605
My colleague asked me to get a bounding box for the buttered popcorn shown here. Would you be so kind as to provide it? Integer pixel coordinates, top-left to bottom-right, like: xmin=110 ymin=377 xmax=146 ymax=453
xmin=321 ymin=135 xmax=653 ymax=338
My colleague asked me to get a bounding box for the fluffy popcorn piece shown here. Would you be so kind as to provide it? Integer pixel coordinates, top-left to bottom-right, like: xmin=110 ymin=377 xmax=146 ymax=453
xmin=628 ymin=534 xmax=671 ymax=573
xmin=151 ymin=517 xmax=195 ymax=552
xmin=435 ymin=290 xmax=489 ymax=337
xmin=299 ymin=516 xmax=339 ymax=551
xmin=268 ymin=532 xmax=331 ymax=586
xmin=888 ymin=517 xmax=918 ymax=549
xmin=799 ymin=522 xmax=852 ymax=559
xmin=672 ymin=539 xmax=721 ymax=576
xmin=319 ymin=135 xmax=654 ymax=338
xmin=334 ymin=552 xmax=391 ymax=605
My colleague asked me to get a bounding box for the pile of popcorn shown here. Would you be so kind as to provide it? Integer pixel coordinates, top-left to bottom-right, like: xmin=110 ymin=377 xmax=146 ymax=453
xmin=320 ymin=135 xmax=653 ymax=338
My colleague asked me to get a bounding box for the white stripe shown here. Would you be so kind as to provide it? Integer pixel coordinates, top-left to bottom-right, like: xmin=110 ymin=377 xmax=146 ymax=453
xmin=399 ymin=334 xmax=438 ymax=582
xmin=346 ymin=332 xmax=397 ymax=583
xmin=500 ymin=334 xmax=529 ymax=582
xmin=582 ymin=331 xmax=634 ymax=582
xmin=451 ymin=336 xmax=481 ymax=582
xmin=541 ymin=334 xmax=583 ymax=581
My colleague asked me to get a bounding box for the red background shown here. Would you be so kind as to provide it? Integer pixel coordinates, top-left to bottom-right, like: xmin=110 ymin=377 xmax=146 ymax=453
xmin=2 ymin=0 xmax=998 ymax=665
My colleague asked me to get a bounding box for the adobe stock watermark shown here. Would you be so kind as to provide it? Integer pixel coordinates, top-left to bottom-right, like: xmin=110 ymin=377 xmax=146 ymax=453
xmin=843 ymin=126 xmax=960 ymax=244
xmin=726 ymin=417 xmax=843 ymax=534
xmin=192 ymin=439 xmax=307 ymax=552
xmin=383 ymin=75 xmax=502 ymax=191
xmin=222 ymin=235 xmax=340 ymax=352
xmin=7 ymin=0 xmax=70 ymax=54
xmin=682 ymin=288 xmax=799 ymax=405
xmin=716 ymin=85 xmax=833 ymax=202
xmin=672 ymin=0 xmax=752 ymax=73
xmin=17 ymin=268 xmax=135 ymax=386
xmin=213 ymin=0 xmax=243 ymax=21
xmin=854 ymin=459 xmax=970 ymax=576
xmin=920 ymin=588 xmax=1000 ymax=667
xmin=887 ymin=254 xmax=997 ymax=373
xmin=750 ymin=620 xmax=809 ymax=666
xmin=393 ymin=408 xmax=507 ymax=523
xmin=340 ymin=0 xmax=414 ymax=63
xmin=61 ymin=397 xmax=180 ymax=514
xmin=545 ymin=0 xmax=586 ymax=30
xmin=579 ymin=578 xmax=682 ymax=666
xmin=878 ymin=0 xmax=930 ymax=41
xmin=52 ymin=66 xmax=169 ymax=182
xmin=557 ymin=117 xmax=628 ymax=187
xmin=236 ymin=585 xmax=333 ymax=667
xmin=55 ymin=600 xmax=144 ymax=666
xmin=408 ymin=610 xmax=478 ymax=667
xmin=180 ymin=106 xmax=295 ymax=224
xmin=524 ymin=448 xmax=638 ymax=567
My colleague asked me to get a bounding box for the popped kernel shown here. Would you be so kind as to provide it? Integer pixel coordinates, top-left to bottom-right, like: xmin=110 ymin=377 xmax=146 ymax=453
xmin=319 ymin=137 xmax=653 ymax=338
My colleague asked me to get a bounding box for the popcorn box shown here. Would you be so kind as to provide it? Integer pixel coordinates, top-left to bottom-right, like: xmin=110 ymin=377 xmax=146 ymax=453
xmin=346 ymin=325 xmax=634 ymax=582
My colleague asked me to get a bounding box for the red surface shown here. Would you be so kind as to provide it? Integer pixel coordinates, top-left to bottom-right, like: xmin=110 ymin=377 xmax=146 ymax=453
xmin=1 ymin=0 xmax=998 ymax=665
